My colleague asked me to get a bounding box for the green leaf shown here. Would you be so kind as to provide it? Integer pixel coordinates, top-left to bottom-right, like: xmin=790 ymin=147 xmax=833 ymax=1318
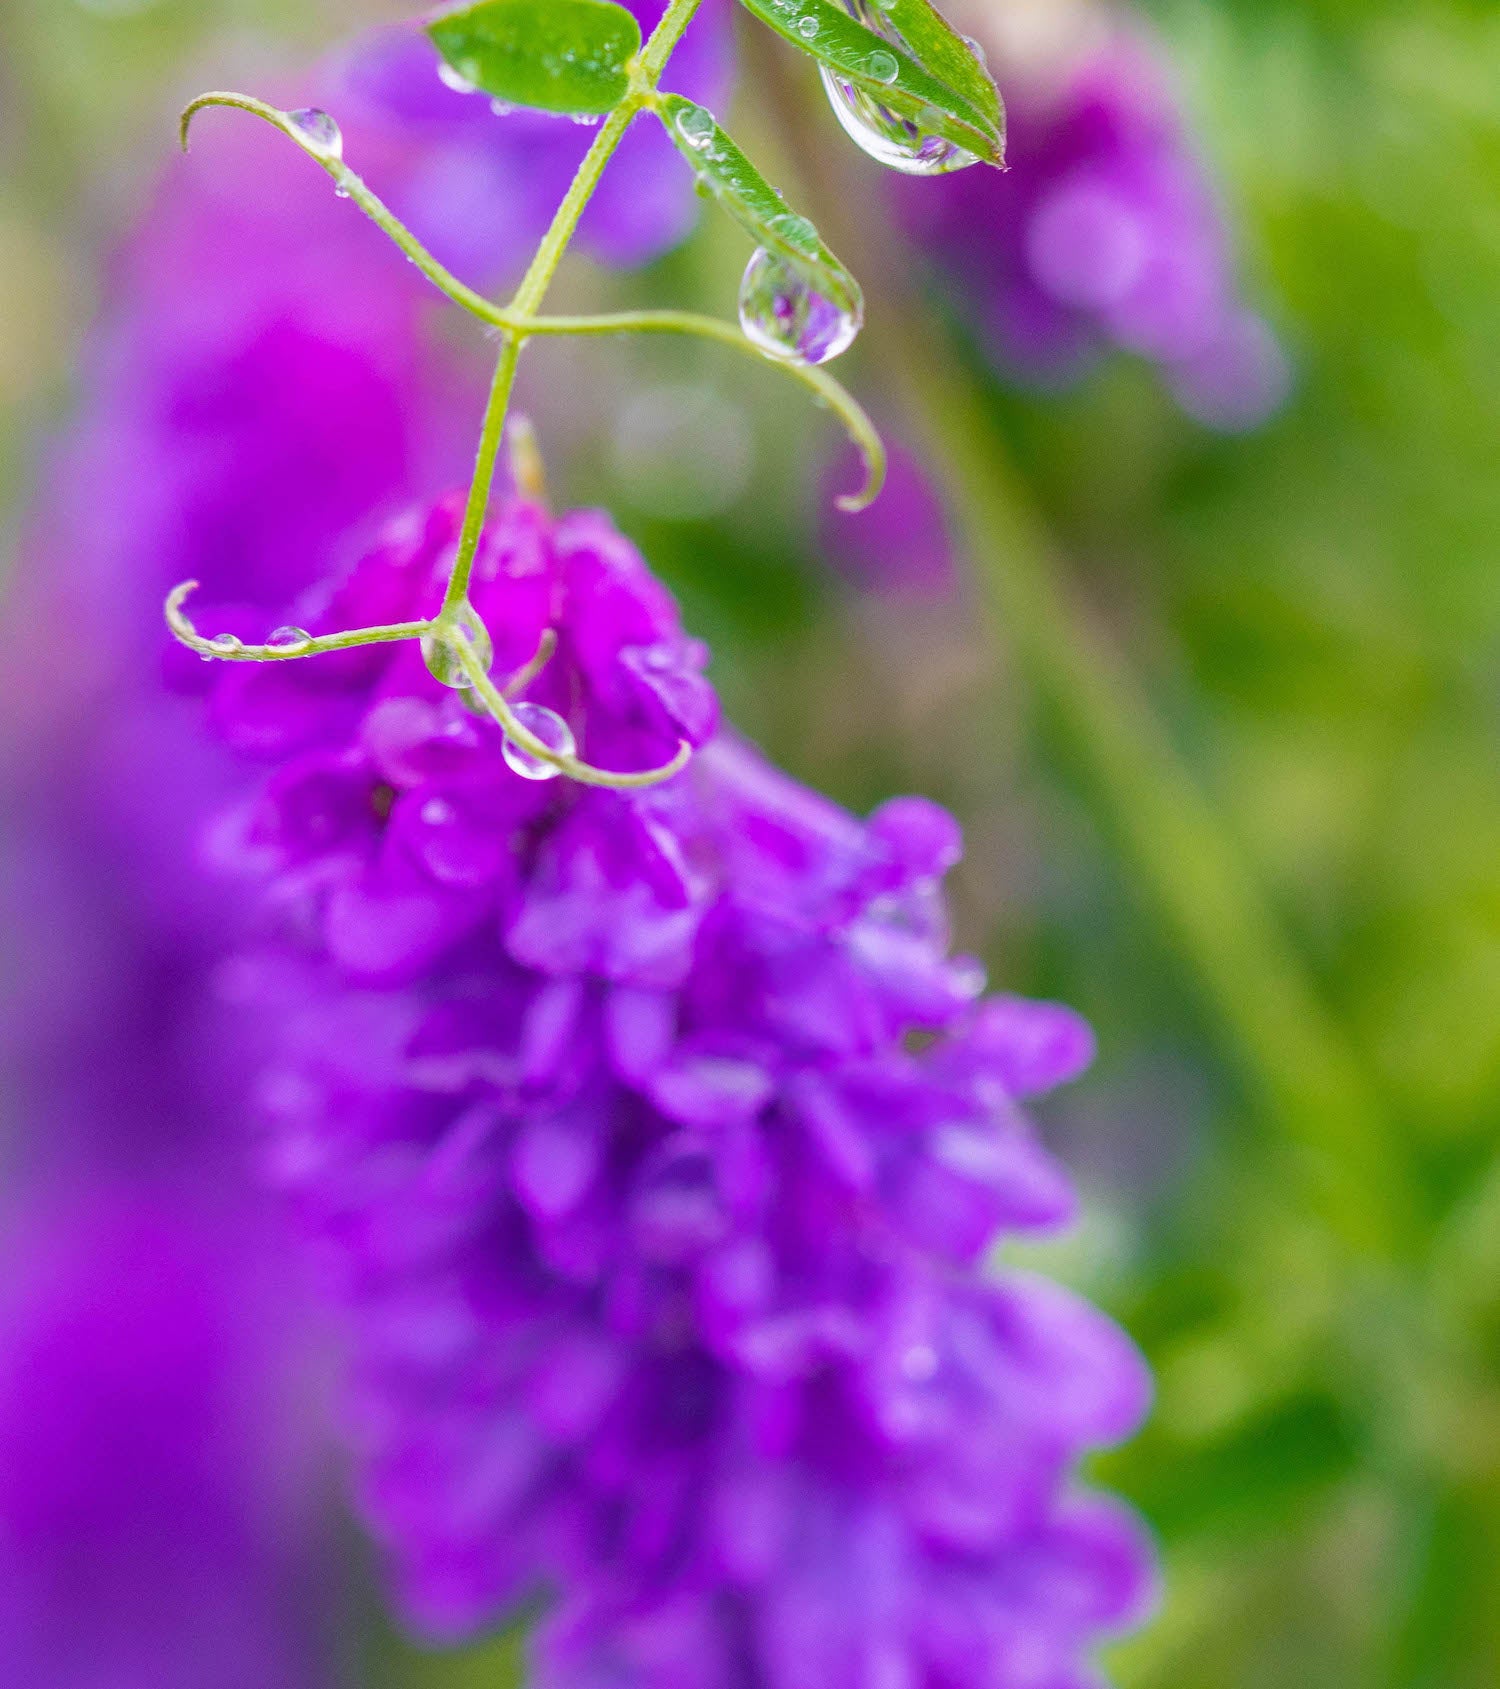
xmin=656 ymin=94 xmax=863 ymax=319
xmin=735 ymin=0 xmax=1003 ymax=166
xmin=874 ymin=0 xmax=1002 ymax=135
xmin=426 ymin=0 xmax=641 ymax=116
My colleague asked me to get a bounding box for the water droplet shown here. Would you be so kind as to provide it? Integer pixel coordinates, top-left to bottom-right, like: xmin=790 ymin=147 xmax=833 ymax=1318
xmin=267 ymin=625 xmax=313 ymax=654
xmin=437 ymin=61 xmax=478 ymax=96
xmin=818 ymin=0 xmax=978 ymax=175
xmin=421 ymin=611 xmax=495 ymax=691
xmin=207 ymin=633 xmax=243 ymax=656
xmin=420 ymin=797 xmax=456 ymax=826
xmin=738 ymin=248 xmax=862 ymax=366
xmin=502 ymin=702 xmax=576 ymax=782
xmin=867 ymin=50 xmax=899 ymax=84
xmin=674 ymin=102 xmax=715 ymax=151
xmin=963 ymin=33 xmax=988 ymax=69
xmin=570 ymin=112 xmax=601 ymax=127
xmin=489 ymin=98 xmax=515 ymax=117
xmin=287 ymin=107 xmax=343 ymax=162
xmin=797 ymin=14 xmax=819 ymax=37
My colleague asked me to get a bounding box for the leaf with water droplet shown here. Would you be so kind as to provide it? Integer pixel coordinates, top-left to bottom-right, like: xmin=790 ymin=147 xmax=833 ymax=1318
xmin=734 ymin=0 xmax=1003 ymax=166
xmin=426 ymin=0 xmax=641 ymax=117
xmin=656 ymin=94 xmax=863 ymax=327
xmin=867 ymin=0 xmax=1002 ymax=136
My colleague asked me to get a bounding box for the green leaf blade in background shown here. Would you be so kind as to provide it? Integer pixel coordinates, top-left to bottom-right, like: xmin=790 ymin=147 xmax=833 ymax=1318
xmin=656 ymin=93 xmax=864 ymax=319
xmin=735 ymin=0 xmax=1003 ymax=165
xmin=426 ymin=0 xmax=641 ymax=116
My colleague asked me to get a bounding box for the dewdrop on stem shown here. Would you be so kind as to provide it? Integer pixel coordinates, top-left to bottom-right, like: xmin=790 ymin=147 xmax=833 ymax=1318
xmin=422 ymin=608 xmax=494 ymax=691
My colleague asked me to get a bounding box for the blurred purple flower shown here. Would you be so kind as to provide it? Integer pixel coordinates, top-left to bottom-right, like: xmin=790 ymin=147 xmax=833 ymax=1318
xmin=203 ymin=491 xmax=1156 ymax=1683
xmin=0 ymin=1184 xmax=331 ymax=1689
xmin=819 ymin=434 xmax=958 ymax=598
xmin=898 ymin=25 xmax=1290 ymax=429
xmin=331 ymin=0 xmax=733 ymax=281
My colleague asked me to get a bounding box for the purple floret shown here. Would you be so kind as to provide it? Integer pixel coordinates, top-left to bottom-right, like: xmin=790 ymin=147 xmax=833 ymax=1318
xmin=208 ymin=493 xmax=1156 ymax=1685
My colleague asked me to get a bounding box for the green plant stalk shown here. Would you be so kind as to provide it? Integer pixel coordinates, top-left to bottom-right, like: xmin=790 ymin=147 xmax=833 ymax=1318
xmin=439 ymin=0 xmax=705 ymax=618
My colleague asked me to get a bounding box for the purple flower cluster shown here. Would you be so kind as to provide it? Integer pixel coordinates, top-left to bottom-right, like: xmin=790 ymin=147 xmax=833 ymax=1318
xmin=898 ymin=25 xmax=1289 ymax=430
xmin=209 ymin=492 xmax=1155 ymax=1684
xmin=2 ymin=10 xmax=727 ymax=1679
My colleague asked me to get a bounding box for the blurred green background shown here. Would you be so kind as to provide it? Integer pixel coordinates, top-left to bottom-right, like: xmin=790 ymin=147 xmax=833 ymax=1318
xmin=3 ymin=1 xmax=1499 ymax=1685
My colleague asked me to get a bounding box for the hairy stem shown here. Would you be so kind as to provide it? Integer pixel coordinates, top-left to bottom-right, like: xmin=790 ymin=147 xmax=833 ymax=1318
xmin=441 ymin=334 xmax=523 ymax=617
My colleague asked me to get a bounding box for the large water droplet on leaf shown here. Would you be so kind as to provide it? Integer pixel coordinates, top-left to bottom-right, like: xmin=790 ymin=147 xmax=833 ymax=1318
xmin=819 ymin=0 xmax=978 ymax=176
xmin=286 ymin=108 xmax=343 ymax=162
xmin=503 ymin=702 xmax=576 ymax=781
xmin=738 ymin=248 xmax=862 ymax=366
xmin=422 ymin=613 xmax=494 ymax=691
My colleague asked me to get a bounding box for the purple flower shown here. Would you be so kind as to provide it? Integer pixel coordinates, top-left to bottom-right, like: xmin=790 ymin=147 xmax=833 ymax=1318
xmin=0 ymin=34 xmax=491 ymax=1682
xmin=818 ymin=434 xmax=958 ymax=599
xmin=898 ymin=25 xmax=1290 ymax=429
xmin=0 ymin=1183 xmax=332 ymax=1689
xmin=206 ymin=492 xmax=1156 ymax=1683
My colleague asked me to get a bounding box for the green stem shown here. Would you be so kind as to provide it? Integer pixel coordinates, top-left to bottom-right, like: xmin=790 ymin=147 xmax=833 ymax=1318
xmin=454 ymin=636 xmax=691 ymax=788
xmin=165 ymin=581 xmax=432 ymax=659
xmin=181 ymin=93 xmax=507 ymax=327
xmin=440 ymin=334 xmax=522 ymax=617
xmin=439 ymin=0 xmax=706 ymax=614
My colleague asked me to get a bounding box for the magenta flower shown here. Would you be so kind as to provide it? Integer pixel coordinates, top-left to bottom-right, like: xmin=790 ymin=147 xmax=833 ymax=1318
xmin=204 ymin=491 xmax=1156 ymax=1683
xmin=898 ymin=26 xmax=1289 ymax=429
